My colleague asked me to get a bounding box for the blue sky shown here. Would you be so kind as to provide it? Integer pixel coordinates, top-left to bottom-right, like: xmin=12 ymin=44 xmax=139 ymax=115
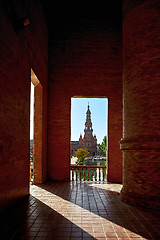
xmin=71 ymin=98 xmax=108 ymax=144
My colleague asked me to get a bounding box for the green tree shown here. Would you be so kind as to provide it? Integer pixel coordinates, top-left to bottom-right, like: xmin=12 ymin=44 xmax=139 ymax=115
xmin=74 ymin=148 xmax=91 ymax=165
xmin=97 ymin=136 xmax=107 ymax=156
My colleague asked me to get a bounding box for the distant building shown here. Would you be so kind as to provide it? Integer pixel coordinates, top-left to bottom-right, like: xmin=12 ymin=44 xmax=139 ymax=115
xmin=71 ymin=104 xmax=97 ymax=156
xmin=70 ymin=141 xmax=79 ymax=156
xmin=30 ymin=140 xmax=33 ymax=151
xmin=30 ymin=140 xmax=33 ymax=158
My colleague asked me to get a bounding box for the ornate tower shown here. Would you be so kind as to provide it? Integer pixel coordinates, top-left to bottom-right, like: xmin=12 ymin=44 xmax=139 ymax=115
xmin=84 ymin=104 xmax=93 ymax=140
xmin=79 ymin=104 xmax=97 ymax=156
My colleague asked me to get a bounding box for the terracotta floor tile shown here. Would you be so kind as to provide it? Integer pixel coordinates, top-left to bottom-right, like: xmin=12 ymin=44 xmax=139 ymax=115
xmin=127 ymin=231 xmax=142 ymax=238
xmin=105 ymin=232 xmax=117 ymax=238
xmin=34 ymin=237 xmax=47 ymax=240
xmin=105 ymin=238 xmax=118 ymax=240
xmin=118 ymin=238 xmax=130 ymax=240
xmin=95 ymin=238 xmax=106 ymax=240
xmin=94 ymin=232 xmax=106 ymax=238
xmin=116 ymin=232 xmax=129 ymax=238
xmin=94 ymin=229 xmax=104 ymax=234
xmin=37 ymin=231 xmax=48 ymax=237
xmin=0 ymin=181 xmax=160 ymax=240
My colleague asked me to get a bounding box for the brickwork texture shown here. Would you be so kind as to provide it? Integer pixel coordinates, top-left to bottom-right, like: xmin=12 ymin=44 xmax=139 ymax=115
xmin=0 ymin=1 xmax=48 ymax=207
xmin=120 ymin=0 xmax=160 ymax=208
xmin=47 ymin=8 xmax=122 ymax=181
xmin=1 ymin=0 xmax=160 ymax=210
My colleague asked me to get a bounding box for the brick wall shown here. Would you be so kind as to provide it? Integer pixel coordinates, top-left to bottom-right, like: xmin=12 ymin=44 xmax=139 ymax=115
xmin=120 ymin=0 xmax=160 ymax=208
xmin=48 ymin=19 xmax=122 ymax=181
xmin=0 ymin=2 xmax=48 ymax=208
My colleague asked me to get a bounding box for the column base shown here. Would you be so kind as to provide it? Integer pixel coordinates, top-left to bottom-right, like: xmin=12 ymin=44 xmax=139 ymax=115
xmin=121 ymin=187 xmax=160 ymax=209
xmin=119 ymin=137 xmax=160 ymax=209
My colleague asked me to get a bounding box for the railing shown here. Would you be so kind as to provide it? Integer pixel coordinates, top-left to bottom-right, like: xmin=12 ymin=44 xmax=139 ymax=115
xmin=70 ymin=165 xmax=106 ymax=181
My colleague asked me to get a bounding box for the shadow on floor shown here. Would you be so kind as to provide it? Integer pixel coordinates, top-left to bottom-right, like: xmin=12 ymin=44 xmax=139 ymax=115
xmin=36 ymin=181 xmax=160 ymax=240
xmin=1 ymin=181 xmax=160 ymax=239
xmin=0 ymin=193 xmax=95 ymax=240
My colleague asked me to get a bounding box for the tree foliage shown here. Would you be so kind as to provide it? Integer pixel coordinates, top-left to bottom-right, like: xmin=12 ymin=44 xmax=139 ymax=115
xmin=73 ymin=148 xmax=91 ymax=165
xmin=97 ymin=136 xmax=107 ymax=156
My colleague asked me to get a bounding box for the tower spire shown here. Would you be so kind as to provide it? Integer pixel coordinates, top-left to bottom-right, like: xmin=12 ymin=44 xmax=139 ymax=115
xmin=88 ymin=102 xmax=90 ymax=110
xmin=78 ymin=103 xmax=97 ymax=156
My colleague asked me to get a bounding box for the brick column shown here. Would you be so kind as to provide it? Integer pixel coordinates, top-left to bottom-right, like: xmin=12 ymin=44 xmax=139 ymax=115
xmin=120 ymin=0 xmax=160 ymax=208
xmin=108 ymin=98 xmax=122 ymax=183
xmin=47 ymin=81 xmax=71 ymax=181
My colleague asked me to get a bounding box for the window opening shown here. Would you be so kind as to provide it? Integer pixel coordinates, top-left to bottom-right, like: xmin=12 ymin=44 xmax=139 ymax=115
xmin=71 ymin=97 xmax=108 ymax=181
xmin=30 ymin=81 xmax=34 ymax=183
xmin=30 ymin=69 xmax=43 ymax=185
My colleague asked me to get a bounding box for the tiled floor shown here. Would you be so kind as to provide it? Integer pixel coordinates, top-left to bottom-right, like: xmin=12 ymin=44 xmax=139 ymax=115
xmin=1 ymin=181 xmax=160 ymax=240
